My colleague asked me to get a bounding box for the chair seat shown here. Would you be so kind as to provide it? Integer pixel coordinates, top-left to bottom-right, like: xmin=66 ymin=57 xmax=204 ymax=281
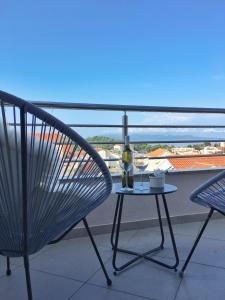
xmin=0 ymin=182 xmax=104 ymax=257
xmin=191 ymin=187 xmax=225 ymax=213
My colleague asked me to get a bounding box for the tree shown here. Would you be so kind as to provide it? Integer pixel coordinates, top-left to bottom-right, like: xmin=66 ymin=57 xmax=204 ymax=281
xmin=86 ymin=136 xmax=116 ymax=150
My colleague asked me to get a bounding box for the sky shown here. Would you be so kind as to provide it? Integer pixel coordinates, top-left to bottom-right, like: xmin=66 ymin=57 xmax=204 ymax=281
xmin=1 ymin=0 xmax=225 ymax=138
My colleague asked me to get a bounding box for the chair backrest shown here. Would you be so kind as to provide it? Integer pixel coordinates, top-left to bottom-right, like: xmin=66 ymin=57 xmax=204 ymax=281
xmin=190 ymin=169 xmax=225 ymax=211
xmin=0 ymin=91 xmax=112 ymax=257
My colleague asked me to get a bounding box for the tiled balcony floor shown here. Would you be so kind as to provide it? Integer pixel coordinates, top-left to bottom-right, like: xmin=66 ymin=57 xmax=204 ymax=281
xmin=1 ymin=218 xmax=225 ymax=300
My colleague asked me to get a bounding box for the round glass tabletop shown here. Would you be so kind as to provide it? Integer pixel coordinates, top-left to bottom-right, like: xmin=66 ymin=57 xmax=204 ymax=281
xmin=112 ymin=182 xmax=177 ymax=196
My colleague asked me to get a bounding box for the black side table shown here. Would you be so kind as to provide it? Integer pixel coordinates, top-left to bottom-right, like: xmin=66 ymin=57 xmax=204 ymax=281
xmin=111 ymin=183 xmax=179 ymax=274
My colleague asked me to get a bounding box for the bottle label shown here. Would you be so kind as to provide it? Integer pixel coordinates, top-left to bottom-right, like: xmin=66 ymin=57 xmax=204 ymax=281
xmin=121 ymin=135 xmax=134 ymax=188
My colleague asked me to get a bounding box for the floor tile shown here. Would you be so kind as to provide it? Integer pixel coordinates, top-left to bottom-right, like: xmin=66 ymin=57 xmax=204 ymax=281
xmin=176 ymin=263 xmax=225 ymax=300
xmin=95 ymin=229 xmax=137 ymax=249
xmin=5 ymin=245 xmax=55 ymax=268
xmin=152 ymin=216 xmax=225 ymax=240
xmin=1 ymin=222 xmax=225 ymax=300
xmin=89 ymin=256 xmax=181 ymax=300
xmin=0 ymin=267 xmax=82 ymax=300
xmin=125 ymin=227 xmax=168 ymax=253
xmin=30 ymin=235 xmax=113 ymax=282
xmin=203 ymin=218 xmax=225 ymax=240
xmin=154 ymin=220 xmax=203 ymax=237
xmin=156 ymin=233 xmax=225 ymax=269
xmin=70 ymin=283 xmax=152 ymax=300
xmin=129 ymin=227 xmax=225 ymax=269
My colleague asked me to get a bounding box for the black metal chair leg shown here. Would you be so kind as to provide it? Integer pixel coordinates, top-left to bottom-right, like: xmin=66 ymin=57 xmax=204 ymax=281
xmin=162 ymin=194 xmax=179 ymax=271
xmin=155 ymin=195 xmax=165 ymax=249
xmin=180 ymin=208 xmax=214 ymax=277
xmin=6 ymin=256 xmax=11 ymax=276
xmin=83 ymin=218 xmax=112 ymax=286
xmin=23 ymin=255 xmax=33 ymax=300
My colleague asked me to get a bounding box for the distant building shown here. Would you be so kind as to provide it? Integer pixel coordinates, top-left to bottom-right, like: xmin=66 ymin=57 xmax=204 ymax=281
xmin=97 ymin=149 xmax=119 ymax=171
xmin=113 ymin=144 xmax=123 ymax=153
xmin=145 ymin=148 xmax=173 ymax=172
xmin=200 ymin=146 xmax=222 ymax=155
xmin=171 ymin=147 xmax=200 ymax=156
xmin=220 ymin=142 xmax=225 ymax=148
xmin=220 ymin=142 xmax=225 ymax=153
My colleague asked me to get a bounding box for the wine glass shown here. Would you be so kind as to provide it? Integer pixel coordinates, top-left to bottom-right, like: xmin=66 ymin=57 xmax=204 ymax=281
xmin=134 ymin=154 xmax=149 ymax=190
xmin=119 ymin=158 xmax=133 ymax=191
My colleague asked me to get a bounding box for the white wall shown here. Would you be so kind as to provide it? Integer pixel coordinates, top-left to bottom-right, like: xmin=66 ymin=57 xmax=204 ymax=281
xmin=85 ymin=168 xmax=223 ymax=228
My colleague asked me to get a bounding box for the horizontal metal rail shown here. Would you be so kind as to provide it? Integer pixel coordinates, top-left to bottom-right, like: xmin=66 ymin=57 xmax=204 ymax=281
xmin=10 ymin=123 xmax=225 ymax=129
xmin=9 ymin=123 xmax=122 ymax=128
xmin=55 ymin=124 xmax=225 ymax=129
xmin=127 ymin=125 xmax=225 ymax=128
xmin=65 ymin=153 xmax=225 ymax=163
xmin=88 ymin=139 xmax=225 ymax=145
xmin=55 ymin=138 xmax=225 ymax=146
xmin=141 ymin=153 xmax=225 ymax=160
xmin=32 ymin=101 xmax=225 ymax=114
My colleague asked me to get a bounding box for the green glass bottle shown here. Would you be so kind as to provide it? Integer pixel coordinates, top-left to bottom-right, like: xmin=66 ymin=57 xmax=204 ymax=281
xmin=121 ymin=136 xmax=134 ymax=189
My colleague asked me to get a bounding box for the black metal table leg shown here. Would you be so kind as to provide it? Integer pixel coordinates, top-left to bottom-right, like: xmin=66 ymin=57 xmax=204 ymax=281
xmin=112 ymin=194 xmax=125 ymax=273
xmin=144 ymin=194 xmax=179 ymax=270
xmin=111 ymin=189 xmax=179 ymax=273
xmin=111 ymin=194 xmax=120 ymax=249
xmin=155 ymin=194 xmax=165 ymax=249
xmin=112 ymin=194 xmax=162 ymax=273
xmin=162 ymin=193 xmax=179 ymax=269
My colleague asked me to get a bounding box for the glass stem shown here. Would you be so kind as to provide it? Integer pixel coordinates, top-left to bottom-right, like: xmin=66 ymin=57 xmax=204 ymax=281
xmin=141 ymin=173 xmax=143 ymax=189
xmin=125 ymin=172 xmax=128 ymax=189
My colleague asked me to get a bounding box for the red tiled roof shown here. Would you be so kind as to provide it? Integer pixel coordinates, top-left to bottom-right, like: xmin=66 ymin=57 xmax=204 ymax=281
xmin=168 ymin=156 xmax=225 ymax=170
xmin=34 ymin=132 xmax=62 ymax=142
xmin=147 ymin=148 xmax=170 ymax=157
xmin=60 ymin=144 xmax=75 ymax=156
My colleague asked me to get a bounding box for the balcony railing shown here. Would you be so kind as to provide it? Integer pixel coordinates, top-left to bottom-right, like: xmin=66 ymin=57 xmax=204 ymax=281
xmin=7 ymin=98 xmax=225 ymax=234
xmin=25 ymin=101 xmax=225 ymax=168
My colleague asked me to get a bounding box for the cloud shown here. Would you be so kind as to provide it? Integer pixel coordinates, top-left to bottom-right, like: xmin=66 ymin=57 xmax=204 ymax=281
xmin=127 ymin=127 xmax=190 ymax=134
xmin=212 ymin=74 xmax=225 ymax=80
xmin=102 ymin=112 xmax=225 ymax=137
xmin=203 ymin=128 xmax=225 ymax=133
xmin=142 ymin=112 xmax=195 ymax=125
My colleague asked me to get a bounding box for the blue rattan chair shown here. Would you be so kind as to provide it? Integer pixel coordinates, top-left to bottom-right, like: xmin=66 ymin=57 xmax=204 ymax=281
xmin=0 ymin=91 xmax=112 ymax=299
xmin=180 ymin=169 xmax=225 ymax=276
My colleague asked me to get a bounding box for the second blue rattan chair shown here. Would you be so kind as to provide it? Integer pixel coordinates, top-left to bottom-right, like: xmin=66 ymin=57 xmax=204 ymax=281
xmin=180 ymin=169 xmax=225 ymax=276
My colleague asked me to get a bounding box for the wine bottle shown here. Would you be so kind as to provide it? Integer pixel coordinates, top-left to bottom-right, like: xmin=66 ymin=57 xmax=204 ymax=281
xmin=122 ymin=135 xmax=134 ymax=188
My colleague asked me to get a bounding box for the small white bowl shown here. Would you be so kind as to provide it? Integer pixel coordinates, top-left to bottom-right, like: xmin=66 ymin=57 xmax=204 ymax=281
xmin=149 ymin=175 xmax=165 ymax=188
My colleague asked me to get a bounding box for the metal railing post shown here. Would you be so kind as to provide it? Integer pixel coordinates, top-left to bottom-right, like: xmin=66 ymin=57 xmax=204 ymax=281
xmin=122 ymin=111 xmax=128 ymax=143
